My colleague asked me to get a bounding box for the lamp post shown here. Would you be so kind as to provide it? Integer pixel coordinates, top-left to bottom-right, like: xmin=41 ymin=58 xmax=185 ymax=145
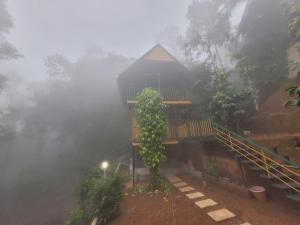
xmin=100 ymin=161 xmax=109 ymax=179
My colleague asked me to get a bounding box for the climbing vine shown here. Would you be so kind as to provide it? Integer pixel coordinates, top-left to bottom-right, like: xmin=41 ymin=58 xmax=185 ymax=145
xmin=134 ymin=88 xmax=167 ymax=190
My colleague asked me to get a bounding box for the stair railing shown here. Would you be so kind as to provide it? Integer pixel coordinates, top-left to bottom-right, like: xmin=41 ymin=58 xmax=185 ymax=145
xmin=213 ymin=123 xmax=300 ymax=194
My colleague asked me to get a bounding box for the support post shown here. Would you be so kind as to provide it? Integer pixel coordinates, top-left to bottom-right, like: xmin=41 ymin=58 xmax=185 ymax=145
xmin=238 ymin=159 xmax=248 ymax=187
xmin=262 ymin=151 xmax=271 ymax=178
xmin=228 ymin=132 xmax=234 ymax=152
xmin=132 ymin=147 xmax=136 ymax=187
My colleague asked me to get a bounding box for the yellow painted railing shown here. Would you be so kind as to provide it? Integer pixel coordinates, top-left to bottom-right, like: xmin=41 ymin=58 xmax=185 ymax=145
xmin=176 ymin=118 xmax=214 ymax=138
xmin=127 ymin=87 xmax=190 ymax=102
xmin=213 ymin=124 xmax=300 ymax=194
xmin=132 ymin=114 xmax=300 ymax=193
xmin=132 ymin=118 xmax=214 ymax=143
xmin=132 ymin=124 xmax=178 ymax=143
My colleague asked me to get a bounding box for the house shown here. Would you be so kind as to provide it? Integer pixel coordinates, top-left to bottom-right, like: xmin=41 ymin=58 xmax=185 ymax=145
xmin=117 ymin=44 xmax=228 ymax=177
xmin=117 ymin=44 xmax=300 ymax=202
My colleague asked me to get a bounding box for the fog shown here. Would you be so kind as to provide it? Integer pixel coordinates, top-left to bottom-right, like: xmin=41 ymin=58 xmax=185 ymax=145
xmin=0 ymin=0 xmax=294 ymax=224
xmin=6 ymin=0 xmax=191 ymax=80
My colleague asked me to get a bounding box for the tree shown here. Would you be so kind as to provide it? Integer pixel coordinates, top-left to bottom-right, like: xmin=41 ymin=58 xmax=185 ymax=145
xmin=44 ymin=54 xmax=71 ymax=81
xmin=0 ymin=0 xmax=21 ymax=60
xmin=285 ymin=0 xmax=300 ymax=41
xmin=182 ymin=0 xmax=237 ymax=67
xmin=155 ymin=25 xmax=185 ymax=61
xmin=209 ymin=69 xmax=251 ymax=130
xmin=236 ymin=0 xmax=289 ymax=104
xmin=283 ymin=0 xmax=300 ymax=108
xmin=134 ymin=88 xmax=167 ymax=190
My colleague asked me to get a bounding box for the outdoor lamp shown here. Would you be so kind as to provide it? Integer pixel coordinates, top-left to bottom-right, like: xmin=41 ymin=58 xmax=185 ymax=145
xmin=100 ymin=160 xmax=109 ymax=178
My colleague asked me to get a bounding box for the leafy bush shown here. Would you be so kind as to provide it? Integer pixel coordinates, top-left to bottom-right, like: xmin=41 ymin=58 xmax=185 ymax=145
xmin=65 ymin=209 xmax=89 ymax=225
xmin=86 ymin=170 xmax=125 ymax=224
xmin=66 ymin=168 xmax=126 ymax=225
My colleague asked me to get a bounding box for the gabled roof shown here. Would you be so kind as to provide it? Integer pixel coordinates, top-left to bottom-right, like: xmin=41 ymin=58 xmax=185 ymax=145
xmin=140 ymin=44 xmax=177 ymax=62
xmin=117 ymin=44 xmax=190 ymax=80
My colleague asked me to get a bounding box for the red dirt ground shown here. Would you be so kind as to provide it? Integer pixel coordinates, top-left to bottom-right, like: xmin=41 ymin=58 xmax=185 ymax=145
xmin=110 ymin=175 xmax=300 ymax=225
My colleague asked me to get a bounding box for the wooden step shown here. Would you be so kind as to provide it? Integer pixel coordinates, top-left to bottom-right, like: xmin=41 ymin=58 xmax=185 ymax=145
xmin=249 ymin=166 xmax=263 ymax=171
xmin=272 ymin=182 xmax=300 ymax=190
xmin=241 ymin=159 xmax=262 ymax=164
xmin=235 ymin=154 xmax=261 ymax=160
xmin=286 ymin=194 xmax=300 ymax=203
xmin=260 ymin=172 xmax=292 ymax=179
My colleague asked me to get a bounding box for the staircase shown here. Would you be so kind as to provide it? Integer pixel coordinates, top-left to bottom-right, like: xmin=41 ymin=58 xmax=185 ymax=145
xmin=208 ymin=121 xmax=300 ymax=203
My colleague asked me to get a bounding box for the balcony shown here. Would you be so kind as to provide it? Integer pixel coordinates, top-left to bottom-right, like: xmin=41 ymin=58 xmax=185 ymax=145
xmin=131 ymin=118 xmax=214 ymax=146
xmin=126 ymin=87 xmax=192 ymax=105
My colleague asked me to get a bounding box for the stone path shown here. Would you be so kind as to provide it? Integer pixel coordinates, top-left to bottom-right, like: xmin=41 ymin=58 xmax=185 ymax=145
xmin=173 ymin=182 xmax=187 ymax=187
xmin=186 ymin=192 xmax=204 ymax=199
xmin=207 ymin=208 xmax=236 ymax=222
xmin=195 ymin=199 xmax=217 ymax=209
xmin=166 ymin=175 xmax=251 ymax=224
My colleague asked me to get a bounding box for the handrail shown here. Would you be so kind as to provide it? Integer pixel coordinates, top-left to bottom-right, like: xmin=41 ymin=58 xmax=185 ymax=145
xmin=214 ymin=127 xmax=300 ymax=194
xmin=216 ymin=134 xmax=300 ymax=193
xmin=215 ymin=128 xmax=300 ymax=184
xmin=127 ymin=87 xmax=191 ymax=101
xmin=216 ymin=127 xmax=300 ymax=178
xmin=213 ymin=123 xmax=300 ymax=169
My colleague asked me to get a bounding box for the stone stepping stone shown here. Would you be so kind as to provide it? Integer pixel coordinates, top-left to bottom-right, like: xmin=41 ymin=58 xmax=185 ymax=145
xmin=240 ymin=223 xmax=251 ymax=225
xmin=179 ymin=186 xmax=195 ymax=192
xmin=167 ymin=176 xmax=182 ymax=183
xmin=195 ymin=198 xmax=217 ymax=209
xmin=207 ymin=208 xmax=236 ymax=222
xmin=173 ymin=182 xmax=187 ymax=187
xmin=186 ymin=192 xmax=205 ymax=199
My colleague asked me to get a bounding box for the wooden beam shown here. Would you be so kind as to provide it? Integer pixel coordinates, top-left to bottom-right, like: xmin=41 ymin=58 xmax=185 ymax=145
xmin=127 ymin=100 xmax=192 ymax=105
xmin=132 ymin=140 xmax=179 ymax=147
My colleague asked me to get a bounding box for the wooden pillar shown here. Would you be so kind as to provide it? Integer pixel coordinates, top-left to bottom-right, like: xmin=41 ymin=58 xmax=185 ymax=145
xmin=132 ymin=147 xmax=136 ymax=187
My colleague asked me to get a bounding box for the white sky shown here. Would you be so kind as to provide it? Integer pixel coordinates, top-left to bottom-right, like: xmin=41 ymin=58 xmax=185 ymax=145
xmin=5 ymin=0 xmax=192 ymax=80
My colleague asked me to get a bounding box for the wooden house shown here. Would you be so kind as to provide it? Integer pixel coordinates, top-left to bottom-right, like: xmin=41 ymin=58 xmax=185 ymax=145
xmin=118 ymin=44 xmax=214 ymax=149
xmin=117 ymin=45 xmax=300 ymax=203
xmin=117 ymin=44 xmax=216 ymax=179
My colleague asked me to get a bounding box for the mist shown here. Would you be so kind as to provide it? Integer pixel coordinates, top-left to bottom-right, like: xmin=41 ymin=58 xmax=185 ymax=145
xmin=0 ymin=0 xmax=297 ymax=224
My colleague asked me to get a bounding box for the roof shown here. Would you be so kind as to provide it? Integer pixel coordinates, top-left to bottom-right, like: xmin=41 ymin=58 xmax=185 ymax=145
xmin=117 ymin=44 xmax=191 ymax=86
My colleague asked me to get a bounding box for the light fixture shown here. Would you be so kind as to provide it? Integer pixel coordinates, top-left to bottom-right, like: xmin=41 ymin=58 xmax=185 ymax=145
xmin=101 ymin=161 xmax=109 ymax=170
xmin=100 ymin=161 xmax=109 ymax=178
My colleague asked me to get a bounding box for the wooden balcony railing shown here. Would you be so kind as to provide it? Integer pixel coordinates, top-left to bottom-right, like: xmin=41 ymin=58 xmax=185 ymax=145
xmin=127 ymin=87 xmax=191 ymax=104
xmin=132 ymin=118 xmax=214 ymax=146
xmin=132 ymin=124 xmax=179 ymax=145
xmin=177 ymin=118 xmax=214 ymax=138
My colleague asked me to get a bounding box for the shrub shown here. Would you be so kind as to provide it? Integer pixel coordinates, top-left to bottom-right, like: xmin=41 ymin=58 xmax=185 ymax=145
xmin=66 ymin=168 xmax=126 ymax=225
xmin=86 ymin=170 xmax=125 ymax=224
xmin=65 ymin=209 xmax=89 ymax=225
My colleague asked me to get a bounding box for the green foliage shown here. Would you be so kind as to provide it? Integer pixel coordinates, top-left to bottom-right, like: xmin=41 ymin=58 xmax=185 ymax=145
xmin=86 ymin=170 xmax=125 ymax=224
xmin=65 ymin=209 xmax=89 ymax=225
xmin=79 ymin=167 xmax=103 ymax=201
xmin=283 ymin=0 xmax=300 ymax=108
xmin=284 ymin=86 xmax=300 ymax=108
xmin=0 ymin=0 xmax=22 ymax=60
xmin=182 ymin=0 xmax=235 ymax=66
xmin=133 ymin=185 xmax=147 ymax=194
xmin=285 ymin=0 xmax=300 ymax=41
xmin=66 ymin=168 xmax=126 ymax=225
xmin=134 ymin=88 xmax=167 ymax=190
xmin=184 ymin=0 xmax=288 ymax=115
xmin=236 ymin=0 xmax=288 ymax=97
xmin=209 ymin=69 xmax=251 ymax=129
